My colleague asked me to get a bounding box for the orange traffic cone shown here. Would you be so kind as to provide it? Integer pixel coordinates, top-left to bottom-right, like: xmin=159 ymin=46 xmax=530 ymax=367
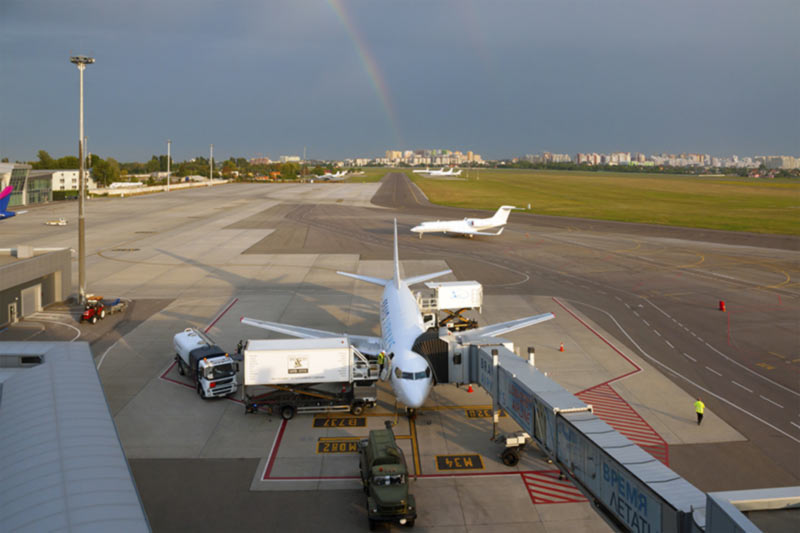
xmin=467 ymin=384 xmax=474 ymax=393
xmin=559 ymin=343 xmax=564 ymax=352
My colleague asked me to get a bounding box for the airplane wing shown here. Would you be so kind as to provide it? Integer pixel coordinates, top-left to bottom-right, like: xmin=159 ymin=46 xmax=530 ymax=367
xmin=460 ymin=227 xmax=504 ymax=237
xmin=241 ymin=316 xmax=382 ymax=354
xmin=455 ymin=312 xmax=554 ymax=343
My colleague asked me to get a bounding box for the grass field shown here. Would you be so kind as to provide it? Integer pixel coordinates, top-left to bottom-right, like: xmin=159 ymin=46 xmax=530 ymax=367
xmin=394 ymin=168 xmax=799 ymax=235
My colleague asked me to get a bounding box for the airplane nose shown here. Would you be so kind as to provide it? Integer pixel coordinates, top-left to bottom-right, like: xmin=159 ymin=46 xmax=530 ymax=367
xmin=401 ymin=379 xmax=431 ymax=409
xmin=410 ymin=226 xmax=421 ymax=233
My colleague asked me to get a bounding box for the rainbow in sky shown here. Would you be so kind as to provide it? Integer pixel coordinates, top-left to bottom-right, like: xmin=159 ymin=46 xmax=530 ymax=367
xmin=326 ymin=0 xmax=403 ymax=145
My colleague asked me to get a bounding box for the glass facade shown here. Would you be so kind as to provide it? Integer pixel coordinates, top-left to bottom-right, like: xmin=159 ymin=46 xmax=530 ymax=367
xmin=8 ymin=168 xmax=27 ymax=207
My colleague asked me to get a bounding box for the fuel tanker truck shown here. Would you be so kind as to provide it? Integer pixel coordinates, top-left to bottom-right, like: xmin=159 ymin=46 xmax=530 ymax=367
xmin=173 ymin=328 xmax=239 ymax=399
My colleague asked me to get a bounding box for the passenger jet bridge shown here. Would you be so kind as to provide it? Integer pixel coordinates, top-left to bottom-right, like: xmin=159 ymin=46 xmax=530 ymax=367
xmin=424 ymin=327 xmax=799 ymax=533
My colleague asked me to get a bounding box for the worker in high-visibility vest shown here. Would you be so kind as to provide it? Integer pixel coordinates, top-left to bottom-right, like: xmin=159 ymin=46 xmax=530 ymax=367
xmin=377 ymin=351 xmax=386 ymax=371
xmin=694 ymin=397 xmax=705 ymax=425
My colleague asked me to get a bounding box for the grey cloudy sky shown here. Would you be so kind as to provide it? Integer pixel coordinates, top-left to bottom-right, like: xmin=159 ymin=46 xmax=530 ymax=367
xmin=1 ymin=0 xmax=797 ymax=162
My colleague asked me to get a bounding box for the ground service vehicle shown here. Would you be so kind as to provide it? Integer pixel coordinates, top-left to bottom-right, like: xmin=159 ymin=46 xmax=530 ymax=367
xmin=81 ymin=297 xmax=106 ymax=324
xmin=173 ymin=328 xmax=239 ymax=399
xmin=359 ymin=421 xmax=416 ymax=529
xmin=241 ymin=337 xmax=379 ymax=419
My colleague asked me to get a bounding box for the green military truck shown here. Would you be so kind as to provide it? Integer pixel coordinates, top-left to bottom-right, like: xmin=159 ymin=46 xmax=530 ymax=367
xmin=358 ymin=421 xmax=417 ymax=529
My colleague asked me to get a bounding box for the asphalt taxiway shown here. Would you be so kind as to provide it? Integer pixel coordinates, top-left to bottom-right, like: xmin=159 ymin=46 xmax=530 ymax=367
xmin=2 ymin=174 xmax=797 ymax=531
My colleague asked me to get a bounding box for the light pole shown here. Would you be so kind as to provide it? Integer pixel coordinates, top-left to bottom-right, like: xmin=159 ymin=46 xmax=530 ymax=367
xmin=209 ymin=144 xmax=213 ymax=185
xmin=167 ymin=139 xmax=171 ymax=192
xmin=70 ymin=55 xmax=94 ymax=305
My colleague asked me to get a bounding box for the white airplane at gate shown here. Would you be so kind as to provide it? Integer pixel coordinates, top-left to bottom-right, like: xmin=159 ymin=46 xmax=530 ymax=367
xmin=410 ymin=205 xmax=516 ymax=239
xmin=241 ymin=219 xmax=554 ymax=410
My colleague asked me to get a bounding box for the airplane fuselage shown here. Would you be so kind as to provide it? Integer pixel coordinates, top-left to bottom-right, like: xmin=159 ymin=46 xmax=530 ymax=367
xmin=413 ymin=216 xmax=495 ymax=235
xmin=379 ymin=280 xmax=433 ymax=409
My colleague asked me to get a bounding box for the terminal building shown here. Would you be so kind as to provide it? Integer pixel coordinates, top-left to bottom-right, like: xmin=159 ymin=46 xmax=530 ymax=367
xmin=0 ymin=248 xmax=72 ymax=326
xmin=0 ymin=162 xmax=51 ymax=206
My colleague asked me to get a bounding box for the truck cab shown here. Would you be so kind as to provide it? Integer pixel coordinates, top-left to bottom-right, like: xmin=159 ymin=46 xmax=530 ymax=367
xmin=174 ymin=329 xmax=239 ymax=399
xmin=359 ymin=422 xmax=416 ymax=529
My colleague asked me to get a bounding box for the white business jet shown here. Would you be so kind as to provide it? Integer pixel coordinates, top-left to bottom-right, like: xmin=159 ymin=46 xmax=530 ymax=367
xmin=241 ymin=220 xmax=554 ymax=412
xmin=410 ymin=205 xmax=516 ymax=239
xmin=412 ymin=167 xmax=462 ymax=177
xmin=316 ymin=170 xmax=347 ymax=181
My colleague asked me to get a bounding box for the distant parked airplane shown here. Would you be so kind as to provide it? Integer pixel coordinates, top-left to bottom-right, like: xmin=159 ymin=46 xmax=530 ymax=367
xmin=413 ymin=167 xmax=462 ymax=177
xmin=316 ymin=170 xmax=347 ymax=181
xmin=0 ymin=186 xmax=26 ymax=219
xmin=411 ymin=205 xmax=517 ymax=238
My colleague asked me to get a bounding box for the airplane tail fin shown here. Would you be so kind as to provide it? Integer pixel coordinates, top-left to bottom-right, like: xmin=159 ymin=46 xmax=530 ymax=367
xmin=0 ymin=186 xmax=13 ymax=214
xmin=393 ymin=218 xmax=401 ymax=289
xmin=492 ymin=205 xmax=516 ymax=225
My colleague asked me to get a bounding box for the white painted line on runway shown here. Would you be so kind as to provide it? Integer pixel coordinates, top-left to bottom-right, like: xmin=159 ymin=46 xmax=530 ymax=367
xmin=672 ymin=318 xmax=677 ymax=323
xmin=698 ymin=337 xmax=704 ymax=342
xmin=791 ymin=422 xmax=800 ymax=431
xmin=624 ymin=303 xmax=631 ymax=309
xmin=690 ymin=331 xmax=697 ymax=337
xmin=760 ymin=395 xmax=784 ymax=409
xmin=615 ymin=296 xmax=622 ymax=302
xmin=633 ymin=311 xmax=639 ymax=317
xmin=561 ymin=298 xmax=800 ymax=444
xmin=643 ymin=319 xmax=650 ymax=326
xmin=683 ymin=353 xmax=697 ymax=362
xmin=705 ymin=342 xmax=715 ymax=350
xmin=732 ymin=381 xmax=753 ymax=393
xmin=654 ymin=330 xmax=662 ymax=337
xmin=598 ymin=291 xmax=607 ymax=295
xmin=665 ymin=340 xmax=674 ymax=349
xmin=703 ymin=342 xmax=800 ymax=398
xmin=644 ymin=298 xmax=672 ymax=319
xmin=706 ymin=366 xmax=722 ymax=376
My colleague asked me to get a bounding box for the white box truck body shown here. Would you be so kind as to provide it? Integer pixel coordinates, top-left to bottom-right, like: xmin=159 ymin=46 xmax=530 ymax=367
xmin=244 ymin=337 xmax=354 ymax=386
xmin=424 ymin=281 xmax=483 ymax=310
xmin=242 ymin=337 xmax=379 ymax=419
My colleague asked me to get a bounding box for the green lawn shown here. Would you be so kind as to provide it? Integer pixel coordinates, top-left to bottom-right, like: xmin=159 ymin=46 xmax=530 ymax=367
xmin=398 ymin=168 xmax=799 ymax=235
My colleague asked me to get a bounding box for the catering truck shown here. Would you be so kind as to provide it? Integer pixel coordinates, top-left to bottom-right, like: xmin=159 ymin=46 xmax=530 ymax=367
xmin=242 ymin=337 xmax=379 ymax=419
xmin=416 ymin=280 xmax=483 ymax=331
xmin=173 ymin=328 xmax=239 ymax=399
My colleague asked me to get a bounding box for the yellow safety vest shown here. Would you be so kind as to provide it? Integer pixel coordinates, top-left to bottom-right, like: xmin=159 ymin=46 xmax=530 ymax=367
xmin=694 ymin=400 xmax=705 ymax=414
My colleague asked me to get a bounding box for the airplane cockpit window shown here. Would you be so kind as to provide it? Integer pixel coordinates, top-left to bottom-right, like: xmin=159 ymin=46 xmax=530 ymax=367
xmin=396 ymin=367 xmax=432 ymax=380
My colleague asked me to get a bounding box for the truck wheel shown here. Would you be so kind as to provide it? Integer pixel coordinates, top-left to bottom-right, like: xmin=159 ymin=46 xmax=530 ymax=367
xmin=99 ymin=309 xmax=106 ymax=319
xmin=368 ymin=518 xmax=377 ymax=531
xmin=90 ymin=315 xmax=97 ymax=324
xmin=280 ymin=405 xmax=295 ymax=420
xmin=197 ymin=383 xmax=208 ymax=400
xmin=406 ymin=518 xmax=415 ymax=528
xmin=350 ymin=402 xmax=364 ymax=416
xmin=501 ymin=448 xmax=520 ymax=467
xmin=177 ymin=357 xmax=185 ymax=376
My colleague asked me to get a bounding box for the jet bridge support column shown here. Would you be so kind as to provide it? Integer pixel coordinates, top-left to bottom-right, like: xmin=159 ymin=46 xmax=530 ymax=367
xmin=491 ymin=349 xmax=500 ymax=440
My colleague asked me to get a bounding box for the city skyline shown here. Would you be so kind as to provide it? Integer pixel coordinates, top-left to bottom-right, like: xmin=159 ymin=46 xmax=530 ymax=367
xmin=2 ymin=1 xmax=798 ymax=163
